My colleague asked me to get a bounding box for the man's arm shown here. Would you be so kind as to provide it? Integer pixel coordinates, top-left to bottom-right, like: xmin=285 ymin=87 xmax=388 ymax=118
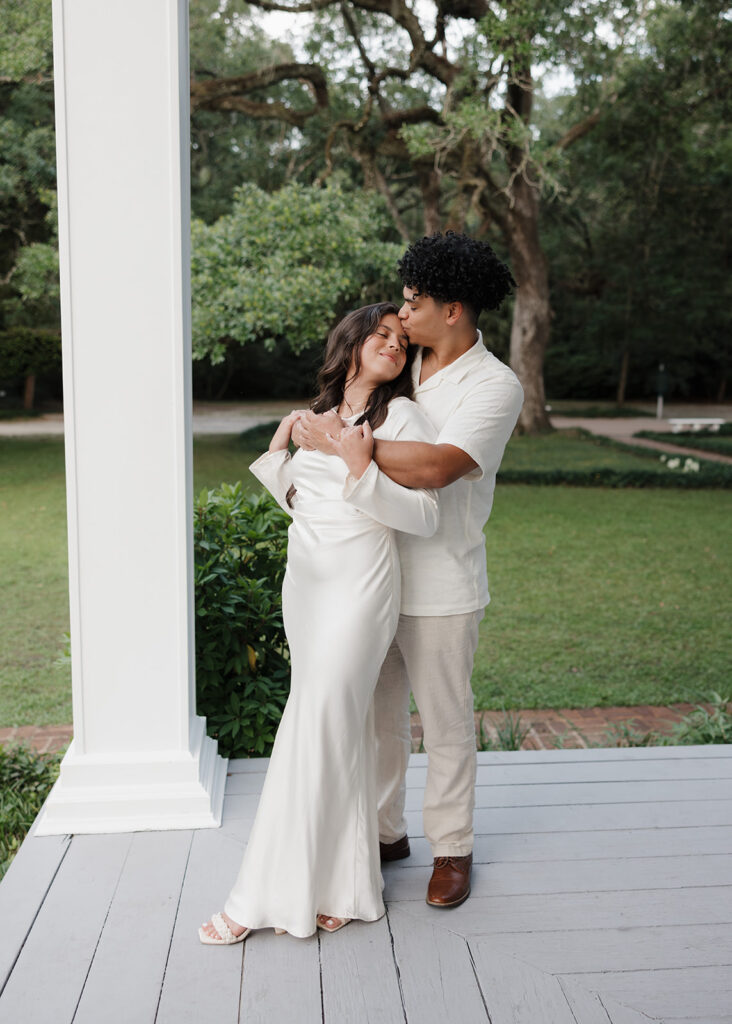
xmin=293 ymin=409 xmax=472 ymax=488
xmin=371 ymin=440 xmax=477 ymax=489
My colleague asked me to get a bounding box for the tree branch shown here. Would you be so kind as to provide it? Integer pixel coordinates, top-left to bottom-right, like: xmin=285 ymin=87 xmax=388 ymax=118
xmin=190 ymin=63 xmax=328 ymax=127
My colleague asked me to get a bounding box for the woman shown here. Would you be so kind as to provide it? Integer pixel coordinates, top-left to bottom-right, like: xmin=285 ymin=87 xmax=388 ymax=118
xmin=200 ymin=302 xmax=438 ymax=943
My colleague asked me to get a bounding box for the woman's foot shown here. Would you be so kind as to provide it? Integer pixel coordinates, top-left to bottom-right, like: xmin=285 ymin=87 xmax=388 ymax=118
xmin=199 ymin=911 xmax=251 ymax=945
xmin=316 ymin=914 xmax=351 ymax=933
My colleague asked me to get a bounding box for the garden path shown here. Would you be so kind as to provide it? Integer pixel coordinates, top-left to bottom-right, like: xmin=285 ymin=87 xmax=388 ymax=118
xmin=1 ymin=745 xmax=731 ymax=1023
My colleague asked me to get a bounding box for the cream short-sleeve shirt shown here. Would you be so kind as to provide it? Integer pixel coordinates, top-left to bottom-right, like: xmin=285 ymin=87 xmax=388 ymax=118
xmin=396 ymin=334 xmax=523 ymax=616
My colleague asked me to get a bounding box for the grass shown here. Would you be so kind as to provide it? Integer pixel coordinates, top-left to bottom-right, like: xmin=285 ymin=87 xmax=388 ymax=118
xmin=500 ymin=429 xmax=667 ymax=473
xmin=474 ymin=485 xmax=732 ymax=708
xmin=1 ymin=433 xmax=730 ymax=727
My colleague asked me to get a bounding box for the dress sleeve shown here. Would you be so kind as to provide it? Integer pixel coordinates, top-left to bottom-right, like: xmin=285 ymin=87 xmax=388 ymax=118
xmin=342 ymin=461 xmax=439 ymax=537
xmin=249 ymin=449 xmax=294 ymax=515
xmin=341 ymin=401 xmax=439 ymax=537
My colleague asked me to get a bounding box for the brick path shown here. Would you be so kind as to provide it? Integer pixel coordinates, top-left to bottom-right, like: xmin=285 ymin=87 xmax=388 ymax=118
xmin=0 ymin=703 xmax=709 ymax=757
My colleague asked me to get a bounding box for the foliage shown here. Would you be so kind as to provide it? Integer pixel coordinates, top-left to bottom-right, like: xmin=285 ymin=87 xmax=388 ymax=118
xmin=542 ymin=0 xmax=732 ymax=401
xmin=194 ymin=481 xmax=291 ymax=756
xmin=0 ymin=326 xmax=61 ymax=381
xmin=477 ymin=711 xmax=531 ymax=752
xmin=0 ymin=743 xmax=60 ymax=879
xmin=659 ymin=692 xmax=732 ymax=746
xmin=190 ymin=181 xmax=404 ymax=364
xmin=188 ymin=0 xmax=307 ymax=223
xmin=635 ymin=430 xmax=732 ymax=458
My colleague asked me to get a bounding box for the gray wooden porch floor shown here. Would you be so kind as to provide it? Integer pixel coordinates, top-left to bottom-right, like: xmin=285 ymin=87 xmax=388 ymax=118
xmin=1 ymin=745 xmax=731 ymax=1023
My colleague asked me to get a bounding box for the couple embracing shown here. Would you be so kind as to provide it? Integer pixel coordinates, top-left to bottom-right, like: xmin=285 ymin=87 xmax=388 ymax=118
xmin=200 ymin=230 xmax=523 ymax=945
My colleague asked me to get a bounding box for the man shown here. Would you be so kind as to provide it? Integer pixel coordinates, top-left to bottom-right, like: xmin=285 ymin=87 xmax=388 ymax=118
xmin=295 ymin=231 xmax=523 ymax=908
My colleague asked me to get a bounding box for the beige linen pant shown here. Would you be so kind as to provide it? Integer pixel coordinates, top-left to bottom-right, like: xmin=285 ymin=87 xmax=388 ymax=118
xmin=374 ymin=610 xmax=484 ymax=857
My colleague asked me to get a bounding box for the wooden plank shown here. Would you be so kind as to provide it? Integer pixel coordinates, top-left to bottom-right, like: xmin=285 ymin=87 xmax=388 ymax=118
xmin=320 ymin=916 xmax=404 ymax=1023
xmin=387 ymin=906 xmax=488 ymax=1023
xmin=156 ymin=826 xmax=249 ymax=1024
xmin=405 ymin=778 xmax=732 ymax=811
xmin=598 ymin=994 xmax=662 ymax=1024
xmin=72 ymin=831 xmax=192 ymax=1024
xmin=0 ymin=833 xmax=70 ymax=991
xmin=403 ymin=799 xmax=732 ymax=836
xmin=385 ymin=826 xmax=732 ymax=868
xmin=477 ymin=923 xmax=732 ymax=974
xmin=385 ymin=854 xmax=732 ymax=902
xmin=225 ymin=771 xmax=267 ymax=796
xmin=227 ymin=757 xmax=270 ymax=774
xmin=557 ymin=978 xmax=613 ymax=1024
xmin=220 ymin=792 xmax=262 ymax=819
xmin=0 ymin=833 xmax=132 ymax=1024
xmin=469 ymin=942 xmax=577 ymax=1024
xmin=563 ymin=966 xmax=732 ymax=1020
xmin=239 ymin=930 xmax=321 ymax=1024
xmin=393 ymin=888 xmax=732 ymax=937
xmin=406 ymin=757 xmax=732 ymax=789
xmin=405 ymin=746 xmax=732 ymax=774
xmin=387 ymin=887 xmax=732 ymax=935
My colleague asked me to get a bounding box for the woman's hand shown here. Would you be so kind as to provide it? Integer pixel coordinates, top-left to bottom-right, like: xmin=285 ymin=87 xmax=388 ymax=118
xmin=328 ymin=421 xmax=374 ymax=479
xmin=269 ymin=410 xmax=307 ymax=453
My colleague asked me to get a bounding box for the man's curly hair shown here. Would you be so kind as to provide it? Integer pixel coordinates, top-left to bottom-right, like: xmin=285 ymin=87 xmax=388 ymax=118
xmin=397 ymin=231 xmax=516 ymax=321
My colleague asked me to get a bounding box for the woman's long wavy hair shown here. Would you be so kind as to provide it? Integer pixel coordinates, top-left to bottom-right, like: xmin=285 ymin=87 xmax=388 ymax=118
xmin=310 ymin=302 xmax=415 ymax=431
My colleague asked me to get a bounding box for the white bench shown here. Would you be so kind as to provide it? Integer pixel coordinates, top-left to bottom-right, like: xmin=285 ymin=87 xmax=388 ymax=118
xmin=668 ymin=417 xmax=725 ymax=434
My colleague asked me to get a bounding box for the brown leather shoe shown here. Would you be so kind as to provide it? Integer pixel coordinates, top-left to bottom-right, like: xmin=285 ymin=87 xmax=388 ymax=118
xmin=379 ymin=835 xmax=411 ymax=863
xmin=426 ymin=854 xmax=472 ymax=908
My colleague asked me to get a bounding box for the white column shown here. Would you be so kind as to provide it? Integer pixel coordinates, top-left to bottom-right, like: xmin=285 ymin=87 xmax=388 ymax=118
xmin=37 ymin=0 xmax=227 ymax=834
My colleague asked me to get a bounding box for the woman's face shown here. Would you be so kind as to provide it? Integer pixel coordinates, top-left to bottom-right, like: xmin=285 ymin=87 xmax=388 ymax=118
xmin=355 ymin=314 xmax=409 ymax=384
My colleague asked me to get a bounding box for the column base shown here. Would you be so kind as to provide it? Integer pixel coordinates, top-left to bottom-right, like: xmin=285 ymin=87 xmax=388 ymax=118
xmin=34 ymin=717 xmax=227 ymax=836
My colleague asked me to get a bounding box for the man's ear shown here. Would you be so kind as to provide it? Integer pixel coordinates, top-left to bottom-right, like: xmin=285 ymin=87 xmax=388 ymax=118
xmin=445 ymin=300 xmax=464 ymax=325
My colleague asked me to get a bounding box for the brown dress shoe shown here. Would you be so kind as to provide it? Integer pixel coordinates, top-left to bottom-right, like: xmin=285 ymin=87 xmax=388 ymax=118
xmin=426 ymin=853 xmax=472 ymax=908
xmin=379 ymin=835 xmax=411 ymax=862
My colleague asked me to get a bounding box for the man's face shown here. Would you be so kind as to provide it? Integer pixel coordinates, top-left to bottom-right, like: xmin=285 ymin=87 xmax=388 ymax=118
xmin=398 ymin=287 xmax=445 ymax=348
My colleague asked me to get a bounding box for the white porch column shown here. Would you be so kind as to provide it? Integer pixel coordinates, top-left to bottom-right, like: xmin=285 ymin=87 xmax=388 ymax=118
xmin=37 ymin=0 xmax=227 ymax=835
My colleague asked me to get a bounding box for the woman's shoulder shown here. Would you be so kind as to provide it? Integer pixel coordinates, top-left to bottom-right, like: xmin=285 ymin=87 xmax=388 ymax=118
xmin=380 ymin=396 xmax=436 ymax=442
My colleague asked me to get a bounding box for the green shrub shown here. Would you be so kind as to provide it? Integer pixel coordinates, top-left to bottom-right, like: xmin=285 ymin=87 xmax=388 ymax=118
xmin=0 ymin=744 xmax=60 ymax=880
xmin=194 ymin=482 xmax=291 ymax=757
xmin=635 ymin=429 xmax=732 ymax=457
xmin=658 ymin=692 xmax=732 ymax=746
xmin=497 ymin=465 xmax=732 ymax=488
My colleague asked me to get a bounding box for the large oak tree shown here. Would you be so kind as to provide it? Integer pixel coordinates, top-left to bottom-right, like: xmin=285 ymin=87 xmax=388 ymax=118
xmin=191 ymin=0 xmax=630 ymax=432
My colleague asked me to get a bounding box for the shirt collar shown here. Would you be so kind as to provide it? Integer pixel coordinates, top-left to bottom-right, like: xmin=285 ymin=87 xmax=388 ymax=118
xmin=412 ymin=331 xmax=486 ymax=391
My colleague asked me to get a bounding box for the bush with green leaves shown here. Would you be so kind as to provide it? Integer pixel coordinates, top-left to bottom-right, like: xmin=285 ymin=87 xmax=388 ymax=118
xmin=0 ymin=743 xmax=60 ymax=880
xmin=194 ymin=482 xmax=291 ymax=757
xmin=190 ymin=181 xmax=404 ymax=365
xmin=0 ymin=326 xmax=61 ymax=383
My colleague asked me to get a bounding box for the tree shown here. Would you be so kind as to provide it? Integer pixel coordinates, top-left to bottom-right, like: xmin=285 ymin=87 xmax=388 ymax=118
xmin=541 ymin=0 xmax=731 ymax=402
xmin=0 ymin=0 xmax=59 ymax=407
xmin=190 ymin=181 xmax=404 ymax=378
xmin=190 ymin=0 xmax=632 ymax=432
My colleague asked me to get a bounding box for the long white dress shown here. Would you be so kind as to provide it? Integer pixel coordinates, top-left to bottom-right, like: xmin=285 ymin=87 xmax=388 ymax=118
xmin=224 ymin=396 xmax=438 ymax=938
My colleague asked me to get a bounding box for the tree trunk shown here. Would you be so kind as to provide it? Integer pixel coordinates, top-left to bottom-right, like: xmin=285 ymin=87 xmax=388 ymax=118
xmin=506 ymin=180 xmax=553 ymax=434
xmin=418 ymin=166 xmax=442 ymax=235
xmin=23 ymin=373 xmax=36 ymax=411
xmin=616 ymin=348 xmax=629 ymax=405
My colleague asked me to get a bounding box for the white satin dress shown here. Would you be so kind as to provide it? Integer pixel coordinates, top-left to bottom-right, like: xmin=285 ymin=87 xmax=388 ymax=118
xmin=224 ymin=397 xmax=438 ymax=938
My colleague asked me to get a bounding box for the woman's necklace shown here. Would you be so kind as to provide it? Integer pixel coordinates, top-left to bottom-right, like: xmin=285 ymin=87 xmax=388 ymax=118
xmin=342 ymin=394 xmax=368 ymax=418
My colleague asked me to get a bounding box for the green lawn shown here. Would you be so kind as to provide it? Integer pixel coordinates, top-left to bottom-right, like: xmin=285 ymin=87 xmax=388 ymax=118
xmin=1 ymin=433 xmax=730 ymax=727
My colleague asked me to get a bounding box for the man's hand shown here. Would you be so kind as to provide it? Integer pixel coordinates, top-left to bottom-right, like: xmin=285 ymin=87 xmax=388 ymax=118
xmin=292 ymin=409 xmax=345 ymax=455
